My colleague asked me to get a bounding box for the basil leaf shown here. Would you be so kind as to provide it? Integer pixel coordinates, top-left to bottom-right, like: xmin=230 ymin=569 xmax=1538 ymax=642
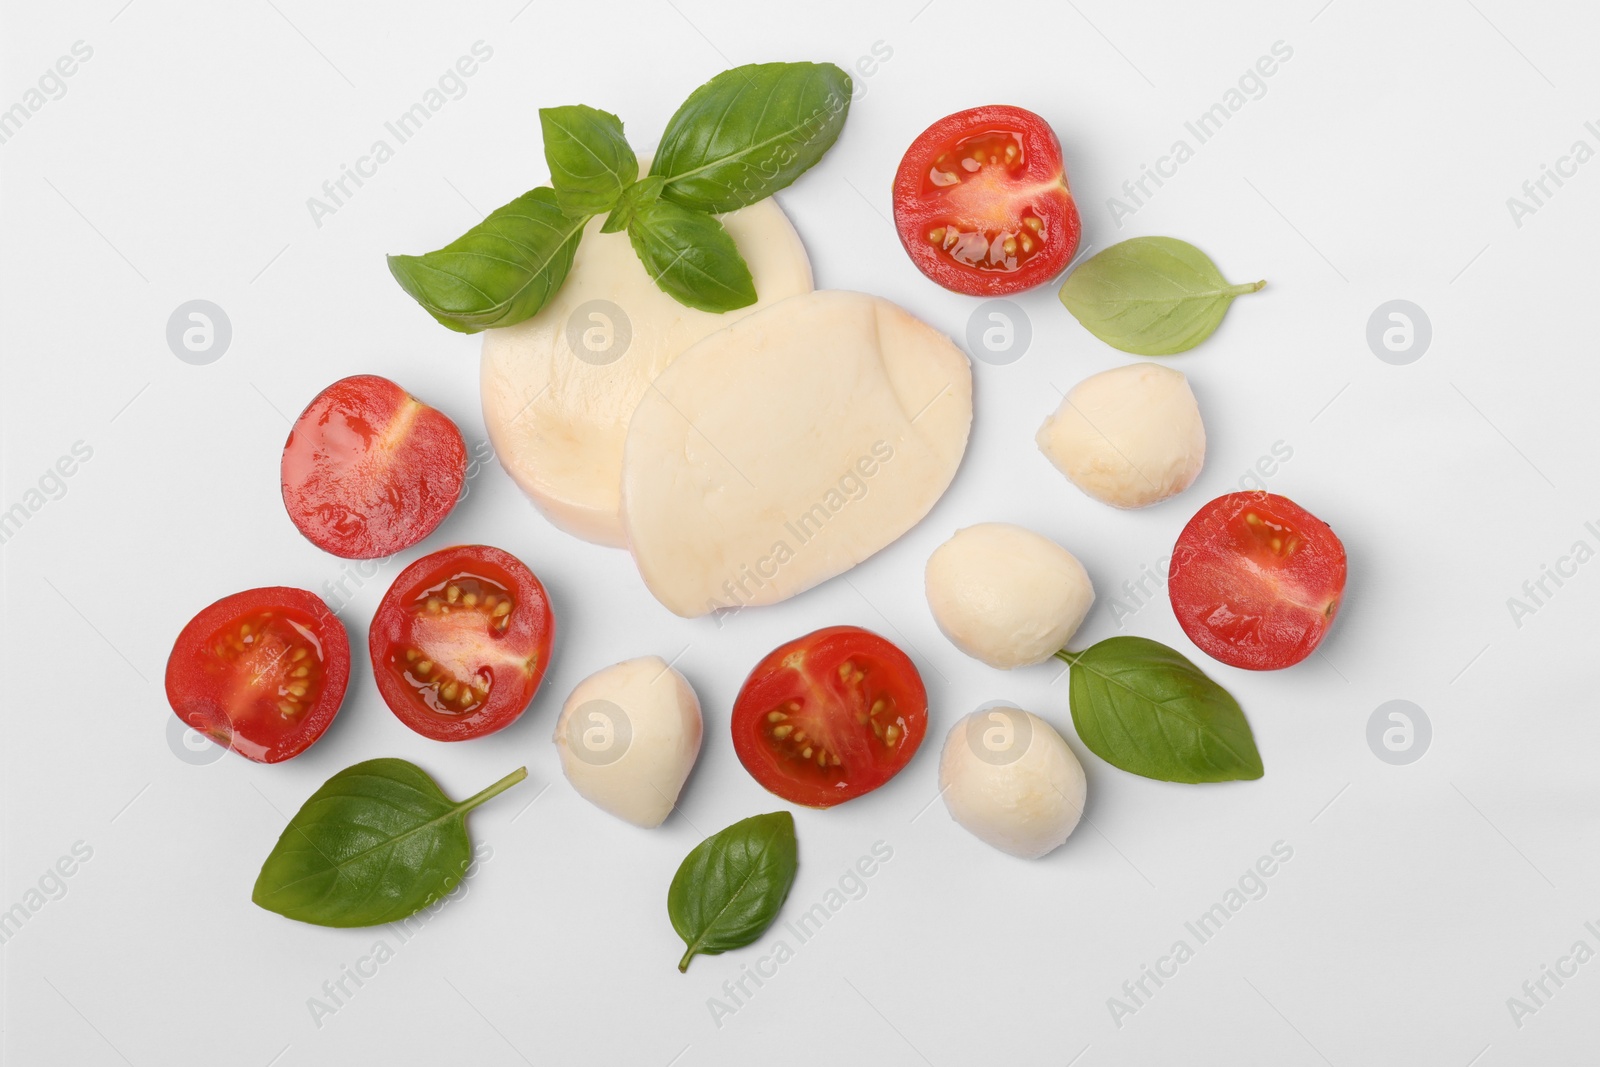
xmin=627 ymin=199 xmax=756 ymax=313
xmin=540 ymin=104 xmax=638 ymax=217
xmin=1059 ymin=637 xmax=1263 ymax=783
xmin=387 ymin=187 xmax=587 ymax=334
xmin=252 ymin=759 xmax=525 ymax=928
xmin=1058 ymin=237 xmax=1265 ymax=355
xmin=601 ymin=175 xmax=664 ymax=235
xmin=668 ymin=811 xmax=798 ymax=972
xmin=651 ymin=62 xmax=851 ymax=213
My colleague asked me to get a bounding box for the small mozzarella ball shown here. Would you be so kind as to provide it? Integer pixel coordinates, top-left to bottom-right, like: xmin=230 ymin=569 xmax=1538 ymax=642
xmin=939 ymin=707 xmax=1086 ymax=859
xmin=1036 ymin=362 xmax=1205 ymax=509
xmin=553 ymin=656 xmax=702 ymax=828
xmin=925 ymin=523 xmax=1095 ymax=669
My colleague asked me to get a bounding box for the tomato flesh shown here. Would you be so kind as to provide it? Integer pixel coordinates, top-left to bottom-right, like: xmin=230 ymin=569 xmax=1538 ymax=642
xmin=893 ymin=105 xmax=1080 ymax=296
xmin=282 ymin=374 xmax=467 ymax=559
xmin=1168 ymin=493 xmax=1348 ymax=671
xmin=369 ymin=545 xmax=554 ymax=741
xmin=165 ymin=587 xmax=350 ymax=763
xmin=732 ymin=626 xmax=926 ymax=808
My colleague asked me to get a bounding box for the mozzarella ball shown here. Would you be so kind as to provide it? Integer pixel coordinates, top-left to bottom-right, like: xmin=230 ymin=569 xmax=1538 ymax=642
xmin=553 ymin=656 xmax=702 ymax=828
xmin=1036 ymin=362 xmax=1205 ymax=509
xmin=924 ymin=523 xmax=1095 ymax=669
xmin=939 ymin=707 xmax=1086 ymax=859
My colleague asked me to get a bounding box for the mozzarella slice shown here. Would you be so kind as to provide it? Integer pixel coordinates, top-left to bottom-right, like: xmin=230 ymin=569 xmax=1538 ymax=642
xmin=553 ymin=656 xmax=703 ymax=829
xmin=481 ymin=196 xmax=813 ymax=546
xmin=621 ymin=290 xmax=973 ymax=618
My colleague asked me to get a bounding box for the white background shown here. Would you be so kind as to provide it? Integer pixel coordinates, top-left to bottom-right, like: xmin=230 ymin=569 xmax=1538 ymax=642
xmin=3 ymin=0 xmax=1598 ymax=1064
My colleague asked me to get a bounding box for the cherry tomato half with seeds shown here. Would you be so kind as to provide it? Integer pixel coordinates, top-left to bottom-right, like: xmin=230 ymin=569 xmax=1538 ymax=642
xmin=731 ymin=626 xmax=927 ymax=808
xmin=165 ymin=587 xmax=350 ymax=763
xmin=1168 ymin=492 xmax=1348 ymax=671
xmin=369 ymin=545 xmax=554 ymax=741
xmin=892 ymin=105 xmax=1081 ymax=296
xmin=281 ymin=374 xmax=467 ymax=560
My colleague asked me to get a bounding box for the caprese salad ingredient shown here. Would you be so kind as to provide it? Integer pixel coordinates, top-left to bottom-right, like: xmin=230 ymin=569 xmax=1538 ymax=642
xmin=280 ymin=374 xmax=467 ymax=560
xmin=165 ymin=586 xmax=350 ymax=764
xmin=1167 ymin=492 xmax=1346 ymax=670
xmin=924 ymin=523 xmax=1095 ymax=669
xmin=368 ymin=545 xmax=555 ymax=741
xmin=893 ymin=105 xmax=1080 ymax=296
xmin=668 ymin=811 xmax=798 ymax=972
xmin=253 ymin=759 xmax=525 ymax=928
xmin=939 ymin=706 xmax=1086 ymax=859
xmin=1056 ymin=637 xmax=1262 ymax=782
xmin=1036 ymin=362 xmax=1206 ymax=509
xmin=731 ymin=626 xmax=926 ymax=809
xmin=1058 ymin=237 xmax=1264 ymax=356
xmin=554 ymin=656 xmax=703 ymax=828
xmin=389 ymin=62 xmax=849 ymax=330
xmin=622 ymin=290 xmax=973 ymax=617
xmin=480 ymin=190 xmax=812 ymax=547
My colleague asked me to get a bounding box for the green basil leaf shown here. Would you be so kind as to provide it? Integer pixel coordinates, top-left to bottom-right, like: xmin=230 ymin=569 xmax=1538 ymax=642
xmin=252 ymin=759 xmax=525 ymax=928
xmin=627 ymin=199 xmax=756 ymax=313
xmin=668 ymin=811 xmax=798 ymax=972
xmin=600 ymin=175 xmax=664 ymax=235
xmin=651 ymin=62 xmax=851 ymax=213
xmin=1060 ymin=637 xmax=1263 ymax=783
xmin=540 ymin=104 xmax=638 ymax=217
xmin=387 ymin=187 xmax=587 ymax=334
xmin=1058 ymin=236 xmax=1265 ymax=355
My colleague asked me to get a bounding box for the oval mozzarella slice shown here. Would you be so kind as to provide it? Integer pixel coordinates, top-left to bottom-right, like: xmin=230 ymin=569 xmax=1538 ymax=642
xmin=622 ymin=290 xmax=974 ymax=618
xmin=481 ymin=197 xmax=813 ymax=546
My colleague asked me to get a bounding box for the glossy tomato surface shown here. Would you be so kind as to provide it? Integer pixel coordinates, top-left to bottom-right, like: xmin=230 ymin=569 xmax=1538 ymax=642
xmin=282 ymin=374 xmax=467 ymax=560
xmin=165 ymin=587 xmax=350 ymax=763
xmin=369 ymin=545 xmax=554 ymax=741
xmin=732 ymin=626 xmax=927 ymax=808
xmin=1168 ymin=493 xmax=1347 ymax=671
xmin=892 ymin=105 xmax=1081 ymax=296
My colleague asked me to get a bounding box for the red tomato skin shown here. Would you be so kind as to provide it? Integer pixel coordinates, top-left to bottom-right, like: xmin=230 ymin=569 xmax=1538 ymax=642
xmin=369 ymin=545 xmax=555 ymax=742
xmin=165 ymin=587 xmax=350 ymax=764
xmin=892 ymin=104 xmax=1081 ymax=296
xmin=281 ymin=374 xmax=467 ymax=560
xmin=1168 ymin=493 xmax=1348 ymax=671
xmin=731 ymin=626 xmax=928 ymax=809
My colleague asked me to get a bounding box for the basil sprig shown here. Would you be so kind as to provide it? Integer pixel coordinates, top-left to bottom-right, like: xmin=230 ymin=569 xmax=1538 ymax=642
xmin=1058 ymin=237 xmax=1265 ymax=355
xmin=668 ymin=811 xmax=798 ymax=972
xmin=1057 ymin=637 xmax=1264 ymax=783
xmin=252 ymin=759 xmax=525 ymax=928
xmin=388 ymin=61 xmax=850 ymax=330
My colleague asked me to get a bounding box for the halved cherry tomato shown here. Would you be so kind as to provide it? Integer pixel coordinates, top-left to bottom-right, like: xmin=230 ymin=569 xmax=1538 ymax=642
xmin=281 ymin=374 xmax=467 ymax=560
xmin=892 ymin=105 xmax=1081 ymax=296
xmin=165 ymin=587 xmax=350 ymax=763
xmin=731 ymin=626 xmax=927 ymax=808
xmin=1168 ymin=493 xmax=1348 ymax=671
xmin=369 ymin=545 xmax=554 ymax=741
